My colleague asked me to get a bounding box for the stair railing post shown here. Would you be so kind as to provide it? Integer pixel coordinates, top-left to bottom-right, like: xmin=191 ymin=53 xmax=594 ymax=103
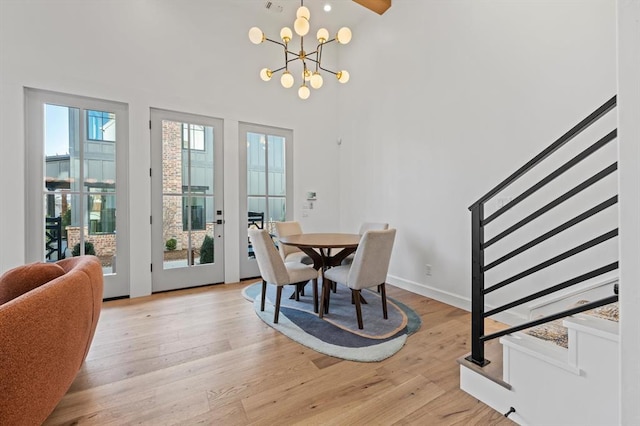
xmin=467 ymin=202 xmax=489 ymax=366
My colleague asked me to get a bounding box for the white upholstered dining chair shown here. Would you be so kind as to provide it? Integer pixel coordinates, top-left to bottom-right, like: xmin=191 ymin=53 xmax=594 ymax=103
xmin=358 ymin=222 xmax=390 ymax=234
xmin=274 ymin=221 xmax=313 ymax=265
xmin=249 ymin=229 xmax=319 ymax=322
xmin=321 ymin=228 xmax=396 ymax=329
xmin=342 ymin=222 xmax=389 ymax=265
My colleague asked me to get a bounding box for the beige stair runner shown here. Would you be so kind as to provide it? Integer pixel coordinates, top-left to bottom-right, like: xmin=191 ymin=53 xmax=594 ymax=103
xmin=524 ymin=302 xmax=619 ymax=348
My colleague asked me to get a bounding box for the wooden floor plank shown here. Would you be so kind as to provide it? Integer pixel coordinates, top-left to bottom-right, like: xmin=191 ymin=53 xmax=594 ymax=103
xmin=44 ymin=281 xmax=513 ymax=425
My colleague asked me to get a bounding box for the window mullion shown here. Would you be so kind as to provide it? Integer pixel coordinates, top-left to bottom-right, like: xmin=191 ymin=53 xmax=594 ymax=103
xmin=264 ymin=133 xmax=270 ymax=221
xmin=78 ymin=109 xmax=86 ymax=252
xmin=187 ymin=125 xmax=193 ymax=264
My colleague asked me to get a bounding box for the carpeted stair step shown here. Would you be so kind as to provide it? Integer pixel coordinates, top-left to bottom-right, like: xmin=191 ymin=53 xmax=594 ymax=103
xmin=523 ymin=301 xmax=619 ymax=348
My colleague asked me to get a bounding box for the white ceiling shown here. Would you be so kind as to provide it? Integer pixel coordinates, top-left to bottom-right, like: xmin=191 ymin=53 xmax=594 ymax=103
xmin=226 ymin=0 xmax=374 ymax=34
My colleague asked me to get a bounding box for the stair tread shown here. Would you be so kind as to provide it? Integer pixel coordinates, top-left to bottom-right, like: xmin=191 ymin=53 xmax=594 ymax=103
xmin=524 ymin=320 xmax=569 ymax=348
xmin=586 ymin=302 xmax=619 ymax=322
xmin=458 ymin=339 xmax=510 ymax=389
xmin=523 ymin=301 xmax=618 ymax=348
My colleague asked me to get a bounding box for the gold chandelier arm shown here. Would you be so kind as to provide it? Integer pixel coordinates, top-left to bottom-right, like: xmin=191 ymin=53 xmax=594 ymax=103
xmin=264 ymin=37 xmax=286 ymax=48
xmin=268 ymin=58 xmax=300 ymax=75
xmin=304 ymin=56 xmax=320 ymax=66
xmin=260 ymin=57 xmax=303 ymax=75
xmin=318 ymin=65 xmax=338 ymax=75
xmin=286 ymin=57 xmax=300 ymax=66
xmin=283 ymin=44 xmax=289 ymax=70
xmin=316 ymin=43 xmax=325 ymax=70
xmin=271 ymin=65 xmax=288 ymax=73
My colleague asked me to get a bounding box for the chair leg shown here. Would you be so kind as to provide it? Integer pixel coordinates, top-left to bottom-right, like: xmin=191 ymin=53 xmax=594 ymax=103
xmin=261 ymin=279 xmax=267 ymax=312
xmin=325 ymin=279 xmax=331 ymax=313
xmin=312 ymin=278 xmax=318 ymax=313
xmin=380 ymin=283 xmax=388 ymax=319
xmin=295 ymin=283 xmax=300 ymax=301
xmin=274 ymin=286 xmax=283 ymax=323
xmin=353 ymin=289 xmax=364 ymax=329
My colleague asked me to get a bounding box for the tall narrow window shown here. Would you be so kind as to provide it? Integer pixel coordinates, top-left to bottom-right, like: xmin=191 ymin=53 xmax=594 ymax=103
xmin=247 ymin=132 xmax=287 ymax=225
xmin=239 ymin=123 xmax=292 ymax=279
xmin=160 ymin=119 xmax=215 ymax=267
xmin=42 ymin=106 xmax=118 ymax=263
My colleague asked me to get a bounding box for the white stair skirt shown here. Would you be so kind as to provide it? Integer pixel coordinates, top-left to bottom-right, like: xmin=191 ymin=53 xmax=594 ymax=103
xmin=460 ymin=314 xmax=619 ymax=425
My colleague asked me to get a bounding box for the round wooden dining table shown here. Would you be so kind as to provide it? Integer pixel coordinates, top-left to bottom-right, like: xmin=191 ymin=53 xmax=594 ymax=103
xmin=278 ymin=233 xmax=361 ymax=313
xmin=278 ymin=233 xmax=361 ymax=270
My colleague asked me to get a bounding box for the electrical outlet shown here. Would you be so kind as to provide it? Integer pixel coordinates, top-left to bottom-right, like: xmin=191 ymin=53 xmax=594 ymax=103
xmin=426 ymin=264 xmax=432 ymax=276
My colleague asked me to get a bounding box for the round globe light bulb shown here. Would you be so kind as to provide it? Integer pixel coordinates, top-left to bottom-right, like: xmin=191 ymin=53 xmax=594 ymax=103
xmin=310 ymin=72 xmax=323 ymax=89
xmin=316 ymin=28 xmax=329 ymax=43
xmin=304 ymin=69 xmax=312 ymax=81
xmin=280 ymin=71 xmax=294 ymax=88
xmin=337 ymin=70 xmax=350 ymax=83
xmin=336 ymin=27 xmax=352 ymax=44
xmin=280 ymin=27 xmax=292 ymax=43
xmin=294 ymin=17 xmax=310 ymax=36
xmin=296 ymin=6 xmax=310 ymax=20
xmin=298 ymin=84 xmax=311 ymax=100
xmin=259 ymin=68 xmax=272 ymax=81
xmin=248 ymin=27 xmax=264 ymax=44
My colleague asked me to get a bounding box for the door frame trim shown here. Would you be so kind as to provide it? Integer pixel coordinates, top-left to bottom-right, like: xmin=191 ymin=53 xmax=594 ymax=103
xmin=238 ymin=122 xmax=294 ymax=279
xmin=24 ymin=87 xmax=130 ymax=298
xmin=150 ymin=108 xmax=225 ymax=292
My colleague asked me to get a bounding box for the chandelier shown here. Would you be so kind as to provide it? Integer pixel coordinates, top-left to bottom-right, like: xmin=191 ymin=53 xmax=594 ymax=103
xmin=248 ymin=0 xmax=352 ymax=100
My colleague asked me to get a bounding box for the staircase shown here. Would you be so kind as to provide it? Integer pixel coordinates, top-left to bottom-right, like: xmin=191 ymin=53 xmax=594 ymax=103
xmin=459 ymin=97 xmax=619 ymax=425
xmin=460 ymin=300 xmax=619 ymax=425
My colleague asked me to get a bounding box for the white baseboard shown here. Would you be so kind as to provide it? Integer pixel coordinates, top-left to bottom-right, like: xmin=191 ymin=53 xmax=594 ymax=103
xmin=386 ymin=274 xmax=526 ymax=326
xmin=386 ymin=274 xmax=471 ymax=311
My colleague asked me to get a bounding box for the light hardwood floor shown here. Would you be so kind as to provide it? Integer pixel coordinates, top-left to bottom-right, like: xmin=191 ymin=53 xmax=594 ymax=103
xmin=45 ymin=281 xmax=513 ymax=425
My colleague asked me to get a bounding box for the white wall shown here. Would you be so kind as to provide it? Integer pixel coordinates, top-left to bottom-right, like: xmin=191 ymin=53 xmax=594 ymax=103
xmin=336 ymin=0 xmax=618 ymax=312
xmin=0 ymin=0 xmax=344 ymax=294
xmin=617 ymin=0 xmax=640 ymax=422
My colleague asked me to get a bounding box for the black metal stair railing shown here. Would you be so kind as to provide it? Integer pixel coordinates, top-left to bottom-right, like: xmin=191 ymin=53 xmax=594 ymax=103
xmin=466 ymin=96 xmax=619 ymax=366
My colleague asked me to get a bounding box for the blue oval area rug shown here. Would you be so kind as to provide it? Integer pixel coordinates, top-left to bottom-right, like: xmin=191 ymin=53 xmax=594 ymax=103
xmin=242 ymin=281 xmax=421 ymax=362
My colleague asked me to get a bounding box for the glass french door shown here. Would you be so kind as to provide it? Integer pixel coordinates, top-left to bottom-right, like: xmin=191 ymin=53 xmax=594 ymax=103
xmin=150 ymin=109 xmax=224 ymax=291
xmin=239 ymin=123 xmax=293 ymax=279
xmin=25 ymin=89 xmax=130 ymax=299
